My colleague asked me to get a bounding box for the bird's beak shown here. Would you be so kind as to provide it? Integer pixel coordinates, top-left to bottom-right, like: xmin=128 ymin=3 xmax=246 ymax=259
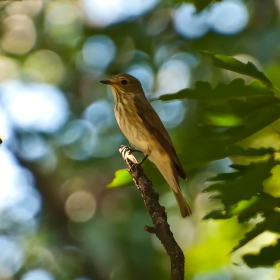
xmin=100 ymin=79 xmax=112 ymax=85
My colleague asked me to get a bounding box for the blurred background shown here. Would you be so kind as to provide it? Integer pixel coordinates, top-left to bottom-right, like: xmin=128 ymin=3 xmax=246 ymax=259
xmin=1 ymin=0 xmax=280 ymax=279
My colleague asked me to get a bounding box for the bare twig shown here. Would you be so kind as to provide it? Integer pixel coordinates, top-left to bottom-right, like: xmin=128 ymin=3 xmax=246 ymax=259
xmin=119 ymin=145 xmax=185 ymax=280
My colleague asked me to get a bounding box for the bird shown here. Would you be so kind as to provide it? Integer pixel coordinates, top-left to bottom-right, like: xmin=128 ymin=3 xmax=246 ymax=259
xmin=100 ymin=73 xmax=191 ymax=217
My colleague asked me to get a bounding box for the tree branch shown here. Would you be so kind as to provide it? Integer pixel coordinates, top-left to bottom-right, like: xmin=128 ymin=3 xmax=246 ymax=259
xmin=119 ymin=145 xmax=185 ymax=280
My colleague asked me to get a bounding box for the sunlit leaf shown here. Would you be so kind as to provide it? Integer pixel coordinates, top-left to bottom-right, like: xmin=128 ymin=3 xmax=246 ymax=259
xmin=222 ymin=98 xmax=280 ymax=144
xmin=201 ymin=51 xmax=274 ymax=87
xmin=237 ymin=193 xmax=280 ymax=223
xmin=107 ymin=169 xmax=133 ymax=188
xmin=203 ymin=195 xmax=264 ymax=221
xmin=243 ymin=238 xmax=280 ymax=267
xmin=232 ymin=212 xmax=280 ymax=252
xmin=228 ymin=196 xmax=260 ymax=217
xmin=204 ymin=113 xmax=244 ymax=127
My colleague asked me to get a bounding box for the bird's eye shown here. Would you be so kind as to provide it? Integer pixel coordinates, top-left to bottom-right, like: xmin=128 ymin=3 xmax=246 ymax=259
xmin=121 ymin=80 xmax=127 ymax=85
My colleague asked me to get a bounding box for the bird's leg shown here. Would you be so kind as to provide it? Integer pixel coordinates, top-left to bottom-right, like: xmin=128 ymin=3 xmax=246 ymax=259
xmin=120 ymin=145 xmax=148 ymax=171
xmin=130 ymin=148 xmax=142 ymax=153
xmin=139 ymin=154 xmax=149 ymax=166
xmin=130 ymin=154 xmax=149 ymax=172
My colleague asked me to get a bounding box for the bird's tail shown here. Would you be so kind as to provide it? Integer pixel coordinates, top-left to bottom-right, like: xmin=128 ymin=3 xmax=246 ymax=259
xmin=154 ymin=155 xmax=192 ymax=217
xmin=171 ymin=187 xmax=192 ymax=218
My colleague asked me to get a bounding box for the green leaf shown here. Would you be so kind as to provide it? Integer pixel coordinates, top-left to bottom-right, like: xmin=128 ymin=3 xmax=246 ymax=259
xmin=203 ymin=209 xmax=231 ymax=220
xmin=107 ymin=169 xmax=133 ymax=188
xmin=243 ymin=238 xmax=280 ymax=267
xmin=230 ymin=147 xmax=275 ymax=157
xmin=201 ymin=51 xmax=274 ymax=87
xmin=203 ymin=194 xmax=270 ymax=221
xmin=181 ymin=137 xmax=228 ymax=169
xmin=204 ymin=158 xmax=280 ymax=255
xmin=204 ymin=157 xmax=276 ymax=206
xmin=237 ymin=193 xmax=280 ymax=223
xmin=156 ymin=79 xmax=274 ymax=102
xmin=182 ymin=138 xmax=275 ymax=171
xmin=205 ymin=113 xmax=244 ymax=127
xmin=223 ymin=98 xmax=280 ymax=144
xmin=156 ymin=79 xmax=280 ymax=150
xmin=232 ymin=212 xmax=280 ymax=252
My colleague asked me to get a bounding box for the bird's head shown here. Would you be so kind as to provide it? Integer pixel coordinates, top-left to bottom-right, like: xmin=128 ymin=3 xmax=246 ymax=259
xmin=100 ymin=73 xmax=144 ymax=97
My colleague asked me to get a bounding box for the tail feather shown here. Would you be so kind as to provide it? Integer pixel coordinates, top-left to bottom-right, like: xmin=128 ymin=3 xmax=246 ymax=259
xmin=165 ymin=162 xmax=192 ymax=218
xmin=150 ymin=152 xmax=192 ymax=218
xmin=171 ymin=188 xmax=192 ymax=217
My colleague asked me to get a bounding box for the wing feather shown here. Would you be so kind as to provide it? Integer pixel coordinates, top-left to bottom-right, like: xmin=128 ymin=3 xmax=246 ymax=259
xmin=134 ymin=95 xmax=187 ymax=180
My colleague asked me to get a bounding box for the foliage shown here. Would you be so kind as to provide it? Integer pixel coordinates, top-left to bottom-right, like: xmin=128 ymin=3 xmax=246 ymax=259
xmin=107 ymin=168 xmax=133 ymax=188
xmin=110 ymin=50 xmax=280 ymax=268
xmin=194 ymin=53 xmax=280 ymax=267
xmin=1 ymin=1 xmax=280 ymax=280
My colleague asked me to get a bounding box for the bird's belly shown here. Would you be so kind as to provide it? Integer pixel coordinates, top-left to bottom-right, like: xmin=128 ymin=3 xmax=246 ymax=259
xmin=117 ymin=116 xmax=150 ymax=154
xmin=123 ymin=125 xmax=150 ymax=154
xmin=115 ymin=101 xmax=154 ymax=154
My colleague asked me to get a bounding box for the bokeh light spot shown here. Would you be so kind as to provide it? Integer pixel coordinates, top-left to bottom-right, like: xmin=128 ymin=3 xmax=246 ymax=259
xmin=173 ymin=4 xmax=209 ymax=39
xmin=60 ymin=120 xmax=97 ymax=161
xmin=65 ymin=191 xmax=96 ymax=223
xmin=83 ymin=100 xmax=114 ymax=131
xmin=0 ymin=236 xmax=24 ymax=275
xmin=82 ymin=35 xmax=116 ymax=74
xmin=21 ymin=269 xmax=54 ymax=280
xmin=6 ymin=1 xmax=43 ymax=17
xmin=45 ymin=3 xmax=82 ymax=46
xmin=208 ymin=0 xmax=248 ymax=34
xmin=127 ymin=65 xmax=154 ymax=96
xmin=1 ymin=81 xmax=69 ymax=133
xmin=157 ymin=59 xmax=191 ymax=94
xmin=9 ymin=192 xmax=41 ymax=223
xmin=83 ymin=0 xmax=159 ymax=27
xmin=1 ymin=15 xmax=36 ymax=55
xmin=0 ymin=56 xmax=20 ymax=82
xmin=23 ymin=50 xmax=65 ymax=84
xmin=153 ymin=100 xmax=185 ymax=129
xmin=17 ymin=133 xmax=52 ymax=162
xmin=0 ymin=149 xmax=38 ymax=212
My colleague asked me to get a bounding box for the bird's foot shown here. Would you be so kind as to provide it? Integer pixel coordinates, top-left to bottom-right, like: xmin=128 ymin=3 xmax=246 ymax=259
xmin=120 ymin=145 xmax=149 ymax=172
xmin=129 ymin=154 xmax=149 ymax=172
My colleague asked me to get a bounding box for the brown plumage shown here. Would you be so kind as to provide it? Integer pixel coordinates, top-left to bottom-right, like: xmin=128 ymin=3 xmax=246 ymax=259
xmin=100 ymin=73 xmax=191 ymax=217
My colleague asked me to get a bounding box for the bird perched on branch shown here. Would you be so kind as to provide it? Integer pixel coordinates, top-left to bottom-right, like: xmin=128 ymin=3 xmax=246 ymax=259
xmin=100 ymin=73 xmax=191 ymax=217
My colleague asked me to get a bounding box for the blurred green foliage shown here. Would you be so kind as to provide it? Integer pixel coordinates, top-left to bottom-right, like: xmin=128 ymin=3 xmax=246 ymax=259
xmin=173 ymin=0 xmax=222 ymax=11
xmin=1 ymin=0 xmax=280 ymax=280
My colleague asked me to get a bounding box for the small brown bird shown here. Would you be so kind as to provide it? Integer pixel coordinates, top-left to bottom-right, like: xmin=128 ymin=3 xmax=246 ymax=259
xmin=100 ymin=74 xmax=191 ymax=217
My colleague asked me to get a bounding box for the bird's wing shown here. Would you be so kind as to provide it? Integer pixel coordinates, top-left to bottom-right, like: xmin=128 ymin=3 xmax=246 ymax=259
xmin=134 ymin=95 xmax=187 ymax=180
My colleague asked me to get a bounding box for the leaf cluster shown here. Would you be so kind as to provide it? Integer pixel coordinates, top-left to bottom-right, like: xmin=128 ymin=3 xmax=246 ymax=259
xmin=109 ymin=52 xmax=280 ymax=267
xmin=194 ymin=53 xmax=280 ymax=267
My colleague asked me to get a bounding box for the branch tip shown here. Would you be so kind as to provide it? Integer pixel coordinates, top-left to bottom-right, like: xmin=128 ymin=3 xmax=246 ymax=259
xmin=118 ymin=145 xmax=185 ymax=280
xmin=144 ymin=225 xmax=156 ymax=234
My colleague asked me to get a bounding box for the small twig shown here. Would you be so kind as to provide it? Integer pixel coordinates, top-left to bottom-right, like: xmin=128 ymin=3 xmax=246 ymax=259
xmin=119 ymin=145 xmax=185 ymax=280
